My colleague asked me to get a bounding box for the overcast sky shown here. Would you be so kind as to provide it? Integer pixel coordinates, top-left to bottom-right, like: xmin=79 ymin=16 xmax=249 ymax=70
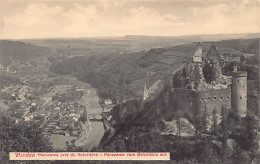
xmin=0 ymin=0 xmax=259 ymax=39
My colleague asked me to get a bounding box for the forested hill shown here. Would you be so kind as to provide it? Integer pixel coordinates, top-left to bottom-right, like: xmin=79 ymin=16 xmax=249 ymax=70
xmin=0 ymin=40 xmax=51 ymax=66
xmin=50 ymin=38 xmax=259 ymax=100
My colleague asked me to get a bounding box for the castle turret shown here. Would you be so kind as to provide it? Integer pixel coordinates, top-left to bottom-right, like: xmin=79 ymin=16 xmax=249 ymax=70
xmin=231 ymin=71 xmax=247 ymax=117
xmin=143 ymin=83 xmax=149 ymax=101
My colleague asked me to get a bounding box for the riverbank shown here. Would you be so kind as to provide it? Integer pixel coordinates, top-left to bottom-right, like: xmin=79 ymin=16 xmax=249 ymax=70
xmin=75 ymin=89 xmax=92 ymax=146
xmin=75 ymin=120 xmax=92 ymax=147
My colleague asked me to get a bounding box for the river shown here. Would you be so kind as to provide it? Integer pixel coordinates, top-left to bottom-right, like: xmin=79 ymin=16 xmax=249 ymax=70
xmin=83 ymin=88 xmax=105 ymax=150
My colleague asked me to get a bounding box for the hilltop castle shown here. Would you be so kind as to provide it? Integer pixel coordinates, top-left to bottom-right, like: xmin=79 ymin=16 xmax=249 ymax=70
xmin=172 ymin=43 xmax=248 ymax=119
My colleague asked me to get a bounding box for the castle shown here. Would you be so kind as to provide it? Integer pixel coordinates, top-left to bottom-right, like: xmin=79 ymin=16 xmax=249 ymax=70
xmin=172 ymin=43 xmax=248 ymax=120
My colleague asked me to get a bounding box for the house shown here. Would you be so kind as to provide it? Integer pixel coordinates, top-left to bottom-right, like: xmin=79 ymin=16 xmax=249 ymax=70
xmin=104 ymin=99 xmax=112 ymax=105
xmin=11 ymin=93 xmax=16 ymax=100
xmin=76 ymin=88 xmax=85 ymax=92
xmin=17 ymin=94 xmax=25 ymax=101
xmin=72 ymin=117 xmax=79 ymax=121
xmin=70 ymin=131 xmax=79 ymax=137
xmin=31 ymin=102 xmax=37 ymax=107
xmin=24 ymin=115 xmax=34 ymax=121
xmin=103 ymin=107 xmax=112 ymax=113
xmin=54 ymin=107 xmax=60 ymax=110
xmin=64 ymin=131 xmax=70 ymax=136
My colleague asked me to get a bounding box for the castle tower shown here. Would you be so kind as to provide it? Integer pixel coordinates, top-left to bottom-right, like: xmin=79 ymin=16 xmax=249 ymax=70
xmin=143 ymin=83 xmax=149 ymax=101
xmin=192 ymin=43 xmax=202 ymax=63
xmin=231 ymin=71 xmax=247 ymax=117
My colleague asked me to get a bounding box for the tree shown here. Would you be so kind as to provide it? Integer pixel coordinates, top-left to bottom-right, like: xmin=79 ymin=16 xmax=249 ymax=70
xmin=212 ymin=109 xmax=219 ymax=137
xmin=221 ymin=106 xmax=228 ymax=159
xmin=172 ymin=71 xmax=184 ymax=88
xmin=212 ymin=61 xmax=222 ymax=81
xmin=240 ymin=55 xmax=246 ymax=64
xmin=202 ymin=64 xmax=214 ymax=83
xmin=0 ymin=115 xmax=53 ymax=161
xmin=194 ymin=115 xmax=203 ymax=136
xmin=79 ymin=111 xmax=88 ymax=123
xmin=193 ymin=64 xmax=205 ymax=90
xmin=243 ymin=114 xmax=257 ymax=151
xmin=176 ymin=111 xmax=182 ymax=136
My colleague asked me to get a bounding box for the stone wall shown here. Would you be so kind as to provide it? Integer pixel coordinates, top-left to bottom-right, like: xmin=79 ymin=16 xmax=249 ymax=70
xmin=171 ymin=88 xmax=231 ymax=119
xmin=198 ymin=88 xmax=231 ymax=113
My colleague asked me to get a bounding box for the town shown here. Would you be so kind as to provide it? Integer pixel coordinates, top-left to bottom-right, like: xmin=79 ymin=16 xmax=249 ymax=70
xmin=0 ymin=56 xmax=115 ymax=149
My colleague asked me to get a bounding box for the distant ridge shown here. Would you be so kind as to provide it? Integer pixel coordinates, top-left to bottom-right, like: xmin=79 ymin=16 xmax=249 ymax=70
xmin=124 ymin=33 xmax=260 ymax=42
xmin=0 ymin=40 xmax=51 ymax=66
xmin=4 ymin=32 xmax=258 ymax=42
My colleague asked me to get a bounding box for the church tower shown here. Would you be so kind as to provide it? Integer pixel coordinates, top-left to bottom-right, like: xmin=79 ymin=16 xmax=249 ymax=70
xmin=231 ymin=71 xmax=247 ymax=117
xmin=143 ymin=83 xmax=149 ymax=101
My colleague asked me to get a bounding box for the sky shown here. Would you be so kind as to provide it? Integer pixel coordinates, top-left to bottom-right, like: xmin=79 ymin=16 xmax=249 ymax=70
xmin=0 ymin=0 xmax=259 ymax=39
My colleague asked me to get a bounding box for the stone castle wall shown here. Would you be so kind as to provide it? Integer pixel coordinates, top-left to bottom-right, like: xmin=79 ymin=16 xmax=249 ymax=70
xmin=172 ymin=88 xmax=231 ymax=119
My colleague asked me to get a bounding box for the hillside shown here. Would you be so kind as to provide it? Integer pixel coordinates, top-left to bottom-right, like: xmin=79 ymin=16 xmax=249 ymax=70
xmin=50 ymin=38 xmax=259 ymax=100
xmin=94 ymin=38 xmax=260 ymax=163
xmin=0 ymin=40 xmax=51 ymax=66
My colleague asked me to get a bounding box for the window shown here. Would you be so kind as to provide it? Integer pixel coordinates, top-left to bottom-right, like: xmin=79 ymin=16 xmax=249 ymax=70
xmin=220 ymin=97 xmax=224 ymax=100
xmin=240 ymin=96 xmax=242 ymax=100
xmin=208 ymin=97 xmax=211 ymax=100
xmin=227 ymin=96 xmax=230 ymax=99
xmin=214 ymin=97 xmax=217 ymax=100
xmin=238 ymin=80 xmax=239 ymax=83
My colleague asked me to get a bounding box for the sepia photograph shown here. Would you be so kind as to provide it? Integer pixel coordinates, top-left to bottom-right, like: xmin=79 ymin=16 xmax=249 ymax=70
xmin=0 ymin=0 xmax=260 ymax=163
